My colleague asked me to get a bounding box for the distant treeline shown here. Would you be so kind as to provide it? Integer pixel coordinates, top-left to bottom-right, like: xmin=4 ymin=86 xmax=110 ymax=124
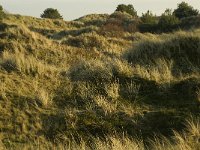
xmin=0 ymin=2 xmax=199 ymax=33
xmin=115 ymin=2 xmax=199 ymax=33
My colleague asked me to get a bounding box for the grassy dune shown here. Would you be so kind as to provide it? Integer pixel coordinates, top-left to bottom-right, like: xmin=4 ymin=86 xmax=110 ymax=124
xmin=0 ymin=13 xmax=199 ymax=149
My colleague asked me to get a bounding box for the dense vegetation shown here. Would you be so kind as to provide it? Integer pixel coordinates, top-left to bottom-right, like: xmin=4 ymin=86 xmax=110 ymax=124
xmin=41 ymin=8 xmax=63 ymax=19
xmin=0 ymin=2 xmax=199 ymax=149
xmin=173 ymin=2 xmax=199 ymax=19
xmin=116 ymin=4 xmax=137 ymax=17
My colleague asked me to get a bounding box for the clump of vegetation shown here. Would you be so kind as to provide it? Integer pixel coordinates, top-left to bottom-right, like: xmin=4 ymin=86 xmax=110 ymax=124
xmin=180 ymin=15 xmax=200 ymax=29
xmin=41 ymin=8 xmax=63 ymax=19
xmin=101 ymin=11 xmax=140 ymax=36
xmin=116 ymin=4 xmax=137 ymax=17
xmin=62 ymin=32 xmax=109 ymax=50
xmin=141 ymin=10 xmax=157 ymax=24
xmin=139 ymin=10 xmax=158 ymax=33
xmin=139 ymin=2 xmax=199 ymax=33
xmin=173 ymin=2 xmax=199 ymax=19
xmin=124 ymin=33 xmax=200 ymax=81
xmin=158 ymin=9 xmax=180 ymax=32
xmin=69 ymin=59 xmax=113 ymax=83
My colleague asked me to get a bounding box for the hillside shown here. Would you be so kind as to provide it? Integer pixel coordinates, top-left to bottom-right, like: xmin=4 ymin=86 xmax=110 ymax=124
xmin=0 ymin=13 xmax=200 ymax=149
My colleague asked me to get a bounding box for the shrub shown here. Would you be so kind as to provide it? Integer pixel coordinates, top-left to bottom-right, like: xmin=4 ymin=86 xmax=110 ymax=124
xmin=139 ymin=23 xmax=158 ymax=33
xmin=41 ymin=8 xmax=63 ymax=19
xmin=180 ymin=15 xmax=200 ymax=29
xmin=141 ymin=10 xmax=157 ymax=24
xmin=139 ymin=10 xmax=158 ymax=33
xmin=158 ymin=9 xmax=180 ymax=32
xmin=101 ymin=12 xmax=140 ymax=35
xmin=173 ymin=2 xmax=199 ymax=19
xmin=116 ymin=4 xmax=137 ymax=17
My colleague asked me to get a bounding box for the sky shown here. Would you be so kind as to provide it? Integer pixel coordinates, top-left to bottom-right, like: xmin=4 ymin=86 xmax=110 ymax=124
xmin=0 ymin=0 xmax=199 ymax=20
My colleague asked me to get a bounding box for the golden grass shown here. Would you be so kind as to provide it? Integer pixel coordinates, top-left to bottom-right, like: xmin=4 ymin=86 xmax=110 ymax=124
xmin=94 ymin=95 xmax=118 ymax=115
xmin=0 ymin=13 xmax=200 ymax=150
xmin=1 ymin=117 xmax=199 ymax=150
xmin=1 ymin=50 xmax=58 ymax=77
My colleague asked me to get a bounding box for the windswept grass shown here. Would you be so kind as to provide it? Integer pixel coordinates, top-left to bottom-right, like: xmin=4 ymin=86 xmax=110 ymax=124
xmin=1 ymin=117 xmax=199 ymax=150
xmin=1 ymin=50 xmax=58 ymax=76
xmin=124 ymin=33 xmax=200 ymax=82
xmin=0 ymin=13 xmax=199 ymax=149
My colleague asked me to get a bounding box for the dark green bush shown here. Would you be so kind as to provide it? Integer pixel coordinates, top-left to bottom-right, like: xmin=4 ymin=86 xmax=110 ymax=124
xmin=141 ymin=10 xmax=157 ymax=24
xmin=116 ymin=4 xmax=137 ymax=17
xmin=173 ymin=2 xmax=199 ymax=19
xmin=41 ymin=8 xmax=63 ymax=19
xmin=139 ymin=10 xmax=158 ymax=33
xmin=158 ymin=9 xmax=180 ymax=32
xmin=139 ymin=23 xmax=158 ymax=33
xmin=180 ymin=15 xmax=200 ymax=29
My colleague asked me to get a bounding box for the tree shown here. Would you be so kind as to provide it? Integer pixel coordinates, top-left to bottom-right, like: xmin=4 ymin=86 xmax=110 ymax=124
xmin=158 ymin=9 xmax=180 ymax=32
xmin=173 ymin=2 xmax=199 ymax=19
xmin=116 ymin=4 xmax=137 ymax=17
xmin=41 ymin=8 xmax=63 ymax=19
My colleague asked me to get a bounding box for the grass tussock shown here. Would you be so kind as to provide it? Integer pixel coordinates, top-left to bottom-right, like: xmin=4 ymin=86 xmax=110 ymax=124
xmin=69 ymin=59 xmax=113 ymax=83
xmin=1 ymin=50 xmax=58 ymax=76
xmin=2 ymin=118 xmax=199 ymax=150
xmin=125 ymin=33 xmax=200 ymax=82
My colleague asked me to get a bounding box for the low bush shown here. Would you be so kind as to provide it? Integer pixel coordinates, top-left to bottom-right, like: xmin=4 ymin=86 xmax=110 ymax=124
xmin=139 ymin=10 xmax=158 ymax=33
xmin=158 ymin=9 xmax=180 ymax=32
xmin=100 ymin=12 xmax=141 ymax=36
xmin=139 ymin=23 xmax=158 ymax=33
xmin=180 ymin=15 xmax=200 ymax=29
